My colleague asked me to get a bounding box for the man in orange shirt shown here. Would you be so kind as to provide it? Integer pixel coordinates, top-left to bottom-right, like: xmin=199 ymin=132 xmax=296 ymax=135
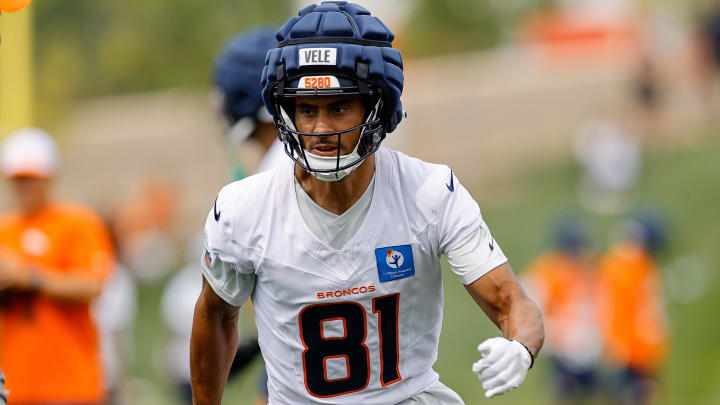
xmin=0 ymin=128 xmax=115 ymax=405
xmin=596 ymin=217 xmax=668 ymax=405
xmin=524 ymin=220 xmax=602 ymax=404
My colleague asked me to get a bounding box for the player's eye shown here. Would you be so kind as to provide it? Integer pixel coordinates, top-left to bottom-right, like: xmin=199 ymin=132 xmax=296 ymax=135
xmin=299 ymin=107 xmax=315 ymax=116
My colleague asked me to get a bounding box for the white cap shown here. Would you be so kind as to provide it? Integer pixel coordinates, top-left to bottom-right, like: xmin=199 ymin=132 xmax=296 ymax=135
xmin=1 ymin=128 xmax=60 ymax=178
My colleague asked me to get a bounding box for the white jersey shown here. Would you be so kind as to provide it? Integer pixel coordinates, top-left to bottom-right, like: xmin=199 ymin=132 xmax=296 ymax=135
xmin=92 ymin=264 xmax=137 ymax=388
xmin=162 ymin=262 xmax=204 ymax=382
xmin=202 ymin=147 xmax=507 ymax=404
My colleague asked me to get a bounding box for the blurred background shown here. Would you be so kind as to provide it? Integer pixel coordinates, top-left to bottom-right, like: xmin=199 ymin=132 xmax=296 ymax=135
xmin=0 ymin=0 xmax=718 ymax=404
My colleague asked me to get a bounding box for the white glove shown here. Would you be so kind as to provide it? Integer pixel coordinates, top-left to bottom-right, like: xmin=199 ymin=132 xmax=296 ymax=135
xmin=472 ymin=337 xmax=532 ymax=399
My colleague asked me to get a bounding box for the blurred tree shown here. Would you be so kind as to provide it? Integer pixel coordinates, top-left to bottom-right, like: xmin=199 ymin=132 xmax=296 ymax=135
xmin=405 ymin=0 xmax=555 ymax=57
xmin=29 ymin=0 xmax=570 ymax=123
xmin=32 ymin=0 xmax=289 ymax=116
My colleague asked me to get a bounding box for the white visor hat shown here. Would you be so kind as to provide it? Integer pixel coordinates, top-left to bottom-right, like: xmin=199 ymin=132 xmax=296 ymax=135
xmin=1 ymin=128 xmax=60 ymax=178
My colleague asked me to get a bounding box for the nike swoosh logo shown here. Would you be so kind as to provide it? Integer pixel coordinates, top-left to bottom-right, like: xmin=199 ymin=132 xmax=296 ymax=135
xmin=446 ymin=170 xmax=455 ymax=192
xmin=213 ymin=196 xmax=221 ymax=221
xmin=489 ymin=239 xmax=495 ymax=251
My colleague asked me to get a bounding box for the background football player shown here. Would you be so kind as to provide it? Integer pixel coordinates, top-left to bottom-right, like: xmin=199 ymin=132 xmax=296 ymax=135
xmin=211 ymin=26 xmax=287 ymax=180
xmin=191 ymin=2 xmax=544 ymax=404
xmin=162 ymin=26 xmax=283 ymax=405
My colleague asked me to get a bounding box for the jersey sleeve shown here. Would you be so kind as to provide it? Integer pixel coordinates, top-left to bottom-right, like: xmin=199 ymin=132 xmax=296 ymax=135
xmin=435 ymin=168 xmax=508 ymax=285
xmin=201 ymin=191 xmax=256 ymax=307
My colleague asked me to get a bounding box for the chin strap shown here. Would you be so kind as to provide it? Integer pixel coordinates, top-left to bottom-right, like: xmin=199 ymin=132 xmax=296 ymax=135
xmin=304 ymin=138 xmax=363 ymax=182
xmin=360 ymin=97 xmax=384 ymax=146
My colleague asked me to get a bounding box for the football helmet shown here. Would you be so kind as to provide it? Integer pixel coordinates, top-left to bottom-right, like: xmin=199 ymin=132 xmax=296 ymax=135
xmin=261 ymin=1 xmax=404 ymax=181
xmin=627 ymin=215 xmax=667 ymax=256
xmin=553 ymin=217 xmax=592 ymax=257
xmin=213 ymin=27 xmax=277 ymax=145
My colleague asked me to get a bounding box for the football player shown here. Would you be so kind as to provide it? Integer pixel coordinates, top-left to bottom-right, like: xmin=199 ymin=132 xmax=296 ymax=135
xmin=523 ymin=219 xmax=601 ymax=403
xmin=191 ymin=2 xmax=544 ymax=404
xmin=162 ymin=27 xmax=283 ymax=405
xmin=212 ymin=26 xmax=287 ymax=180
xmin=596 ymin=217 xmax=668 ymax=405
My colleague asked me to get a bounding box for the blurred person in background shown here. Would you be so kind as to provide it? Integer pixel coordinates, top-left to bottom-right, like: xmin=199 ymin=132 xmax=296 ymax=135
xmin=523 ymin=218 xmax=602 ymax=404
xmin=162 ymin=235 xmax=217 ymax=404
xmin=113 ymin=177 xmax=179 ymax=285
xmin=574 ymin=117 xmax=642 ymax=215
xmin=92 ymin=217 xmax=138 ymax=405
xmin=161 ymin=26 xmax=282 ymax=405
xmin=596 ymin=216 xmax=669 ymax=405
xmin=695 ymin=1 xmax=720 ymax=124
xmin=210 ymin=26 xmax=286 ymax=181
xmin=0 ymin=128 xmax=115 ymax=405
xmin=633 ymin=53 xmax=664 ymax=138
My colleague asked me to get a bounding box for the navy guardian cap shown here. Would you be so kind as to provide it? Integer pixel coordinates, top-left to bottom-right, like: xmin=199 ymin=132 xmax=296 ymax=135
xmin=261 ymin=1 xmax=404 ymax=181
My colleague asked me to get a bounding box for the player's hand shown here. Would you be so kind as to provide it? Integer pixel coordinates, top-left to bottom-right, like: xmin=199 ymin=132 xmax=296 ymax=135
xmin=0 ymin=257 xmax=14 ymax=290
xmin=472 ymin=337 xmax=532 ymax=399
xmin=0 ymin=255 xmax=31 ymax=291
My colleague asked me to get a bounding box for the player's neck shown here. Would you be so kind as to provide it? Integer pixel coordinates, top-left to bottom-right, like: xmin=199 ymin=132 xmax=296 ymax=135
xmin=295 ymin=154 xmax=375 ymax=216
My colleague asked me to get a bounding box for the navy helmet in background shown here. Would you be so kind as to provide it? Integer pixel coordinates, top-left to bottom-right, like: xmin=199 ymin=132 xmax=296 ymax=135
xmin=213 ymin=26 xmax=278 ymax=145
xmin=553 ymin=217 xmax=592 ymax=257
xmin=628 ymin=215 xmax=668 ymax=256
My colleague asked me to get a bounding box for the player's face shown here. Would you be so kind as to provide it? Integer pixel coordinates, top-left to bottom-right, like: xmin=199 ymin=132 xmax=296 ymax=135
xmin=294 ymin=95 xmax=366 ymax=156
xmin=9 ymin=176 xmax=51 ymax=215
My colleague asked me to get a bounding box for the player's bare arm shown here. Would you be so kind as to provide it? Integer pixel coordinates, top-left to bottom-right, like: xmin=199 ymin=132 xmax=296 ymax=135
xmin=465 ymin=262 xmax=544 ymax=355
xmin=465 ymin=262 xmax=544 ymax=398
xmin=190 ymin=276 xmax=240 ymax=405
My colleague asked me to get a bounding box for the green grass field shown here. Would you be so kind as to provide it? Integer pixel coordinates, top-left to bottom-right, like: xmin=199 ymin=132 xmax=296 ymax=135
xmin=129 ymin=134 xmax=720 ymax=404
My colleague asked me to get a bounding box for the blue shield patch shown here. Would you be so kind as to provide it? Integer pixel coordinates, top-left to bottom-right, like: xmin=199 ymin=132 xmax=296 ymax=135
xmin=375 ymin=244 xmax=415 ymax=282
